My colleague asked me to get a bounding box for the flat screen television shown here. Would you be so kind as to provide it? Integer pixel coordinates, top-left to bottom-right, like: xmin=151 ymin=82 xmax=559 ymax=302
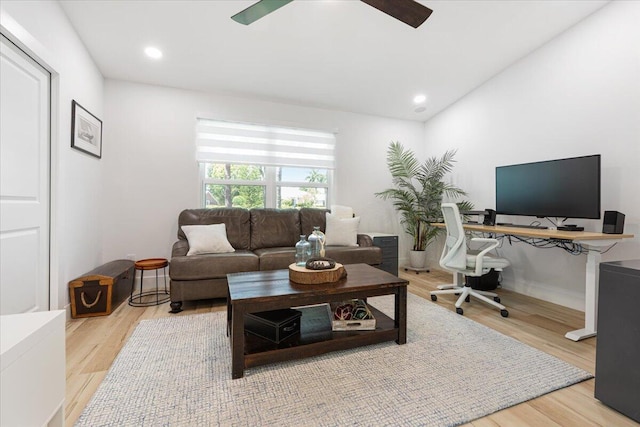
xmin=495 ymin=154 xmax=601 ymax=220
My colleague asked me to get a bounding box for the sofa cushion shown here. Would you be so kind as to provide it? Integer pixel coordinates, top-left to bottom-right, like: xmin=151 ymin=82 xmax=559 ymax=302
xmin=250 ymin=209 xmax=300 ymax=250
xmin=324 ymin=246 xmax=382 ymax=266
xmin=254 ymin=247 xmax=296 ymax=271
xmin=324 ymin=213 xmax=360 ymax=246
xmin=178 ymin=208 xmax=250 ymax=250
xmin=170 ymin=250 xmax=259 ymax=280
xmin=182 ymin=224 xmax=235 ymax=255
xmin=300 ymin=208 xmax=329 ymax=237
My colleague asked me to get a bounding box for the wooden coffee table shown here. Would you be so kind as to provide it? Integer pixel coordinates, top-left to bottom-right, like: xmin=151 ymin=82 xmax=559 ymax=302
xmin=226 ymin=263 xmax=408 ymax=379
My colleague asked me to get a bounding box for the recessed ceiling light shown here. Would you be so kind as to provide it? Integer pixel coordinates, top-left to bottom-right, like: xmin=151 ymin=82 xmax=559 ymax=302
xmin=144 ymin=47 xmax=163 ymax=59
xmin=413 ymin=94 xmax=427 ymax=104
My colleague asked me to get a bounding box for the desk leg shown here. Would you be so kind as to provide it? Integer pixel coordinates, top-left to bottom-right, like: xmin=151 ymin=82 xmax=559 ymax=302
xmin=230 ymin=304 xmax=245 ymax=379
xmin=565 ymin=246 xmax=601 ymax=341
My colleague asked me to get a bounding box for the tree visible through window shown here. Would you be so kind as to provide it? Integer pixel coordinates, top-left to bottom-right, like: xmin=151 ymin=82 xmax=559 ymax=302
xmin=202 ymin=163 xmax=330 ymax=209
xmin=204 ymin=164 xmax=265 ymax=208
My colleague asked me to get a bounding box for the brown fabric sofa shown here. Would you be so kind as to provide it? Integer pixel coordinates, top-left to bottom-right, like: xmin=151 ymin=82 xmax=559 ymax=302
xmin=169 ymin=207 xmax=382 ymax=312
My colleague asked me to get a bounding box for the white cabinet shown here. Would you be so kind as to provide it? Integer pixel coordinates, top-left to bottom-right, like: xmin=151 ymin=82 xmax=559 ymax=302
xmin=1 ymin=310 xmax=65 ymax=426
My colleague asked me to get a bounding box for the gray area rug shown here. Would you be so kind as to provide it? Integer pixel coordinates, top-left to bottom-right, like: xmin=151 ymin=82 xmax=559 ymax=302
xmin=76 ymin=294 xmax=592 ymax=426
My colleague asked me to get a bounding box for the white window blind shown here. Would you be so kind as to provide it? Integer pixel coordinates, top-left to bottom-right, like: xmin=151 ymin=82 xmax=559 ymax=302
xmin=196 ymin=119 xmax=336 ymax=169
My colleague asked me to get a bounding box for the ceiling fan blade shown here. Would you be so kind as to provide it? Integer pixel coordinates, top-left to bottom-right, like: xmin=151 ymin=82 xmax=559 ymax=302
xmin=231 ymin=0 xmax=294 ymax=25
xmin=360 ymin=0 xmax=433 ymax=28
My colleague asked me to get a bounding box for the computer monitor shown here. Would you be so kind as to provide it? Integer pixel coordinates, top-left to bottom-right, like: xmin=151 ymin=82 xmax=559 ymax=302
xmin=495 ymin=154 xmax=601 ymax=220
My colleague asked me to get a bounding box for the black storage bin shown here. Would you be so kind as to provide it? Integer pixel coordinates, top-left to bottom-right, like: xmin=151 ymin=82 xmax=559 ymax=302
xmin=245 ymin=308 xmax=302 ymax=343
xmin=466 ymin=268 xmax=499 ymax=291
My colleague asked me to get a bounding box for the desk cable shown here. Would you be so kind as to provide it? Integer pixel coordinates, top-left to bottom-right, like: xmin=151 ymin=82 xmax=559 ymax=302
xmin=466 ymin=230 xmax=612 ymax=256
xmin=466 ymin=229 xmax=619 ymax=260
xmin=589 ymin=242 xmax=618 ymax=255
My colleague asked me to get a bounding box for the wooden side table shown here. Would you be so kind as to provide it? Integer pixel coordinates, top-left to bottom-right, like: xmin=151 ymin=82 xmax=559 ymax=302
xmin=129 ymin=258 xmax=170 ymax=307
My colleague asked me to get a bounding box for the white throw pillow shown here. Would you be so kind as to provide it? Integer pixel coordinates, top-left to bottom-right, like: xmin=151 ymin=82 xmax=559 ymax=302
xmin=330 ymin=204 xmax=353 ymax=219
xmin=324 ymin=213 xmax=360 ymax=246
xmin=182 ymin=224 xmax=235 ymax=256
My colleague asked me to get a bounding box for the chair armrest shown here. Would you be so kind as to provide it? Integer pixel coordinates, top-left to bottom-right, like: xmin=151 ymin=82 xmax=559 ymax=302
xmin=172 ymin=240 xmax=189 ymax=257
xmin=470 ymin=237 xmax=499 ymax=276
xmin=470 ymin=237 xmax=499 ymax=247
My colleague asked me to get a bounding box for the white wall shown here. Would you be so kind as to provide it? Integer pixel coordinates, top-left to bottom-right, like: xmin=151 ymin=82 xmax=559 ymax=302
xmin=1 ymin=0 xmax=105 ymax=310
xmin=422 ymin=1 xmax=640 ymax=310
xmin=6 ymin=1 xmax=634 ymax=312
xmin=102 ymin=80 xmax=424 ymax=267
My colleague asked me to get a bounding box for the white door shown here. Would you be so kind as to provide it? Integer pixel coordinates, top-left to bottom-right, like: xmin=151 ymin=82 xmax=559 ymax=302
xmin=0 ymin=34 xmax=51 ymax=314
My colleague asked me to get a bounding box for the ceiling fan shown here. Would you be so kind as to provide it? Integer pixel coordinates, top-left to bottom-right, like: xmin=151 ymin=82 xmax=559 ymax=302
xmin=231 ymin=0 xmax=433 ymax=28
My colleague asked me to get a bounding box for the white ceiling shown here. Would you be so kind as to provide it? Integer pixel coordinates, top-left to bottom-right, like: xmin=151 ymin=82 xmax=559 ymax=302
xmin=59 ymin=0 xmax=609 ymax=121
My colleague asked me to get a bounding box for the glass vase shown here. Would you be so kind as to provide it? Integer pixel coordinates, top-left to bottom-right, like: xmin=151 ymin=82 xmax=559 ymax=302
xmin=295 ymin=235 xmax=311 ymax=267
xmin=308 ymin=226 xmax=326 ymax=258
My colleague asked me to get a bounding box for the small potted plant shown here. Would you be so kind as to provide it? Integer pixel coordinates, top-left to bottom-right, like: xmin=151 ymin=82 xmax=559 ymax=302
xmin=376 ymin=142 xmax=473 ymax=269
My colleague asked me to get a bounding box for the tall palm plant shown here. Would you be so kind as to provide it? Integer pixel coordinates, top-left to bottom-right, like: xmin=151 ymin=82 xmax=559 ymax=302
xmin=376 ymin=142 xmax=473 ymax=251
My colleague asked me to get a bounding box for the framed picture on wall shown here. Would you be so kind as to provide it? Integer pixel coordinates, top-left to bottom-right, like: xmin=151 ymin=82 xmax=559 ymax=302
xmin=71 ymin=100 xmax=102 ymax=159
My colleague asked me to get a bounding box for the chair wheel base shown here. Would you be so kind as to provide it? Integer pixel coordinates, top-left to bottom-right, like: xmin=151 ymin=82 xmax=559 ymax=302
xmin=501 ymin=309 xmax=509 ymax=317
xmin=431 ymin=295 xmax=437 ymax=301
xmin=494 ymin=296 xmax=501 ymax=303
xmin=456 ymin=307 xmax=464 ymax=315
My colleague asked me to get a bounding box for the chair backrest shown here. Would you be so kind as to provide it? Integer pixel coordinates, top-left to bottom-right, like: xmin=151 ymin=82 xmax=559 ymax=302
xmin=439 ymin=203 xmax=468 ymax=271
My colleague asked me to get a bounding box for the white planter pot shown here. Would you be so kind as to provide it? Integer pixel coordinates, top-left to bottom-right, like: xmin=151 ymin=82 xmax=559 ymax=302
xmin=409 ymin=250 xmax=427 ymax=269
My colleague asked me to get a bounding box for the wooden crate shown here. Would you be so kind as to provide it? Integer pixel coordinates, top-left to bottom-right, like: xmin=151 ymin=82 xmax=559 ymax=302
xmin=328 ymin=300 xmax=376 ymax=331
xmin=69 ymin=260 xmax=135 ymax=318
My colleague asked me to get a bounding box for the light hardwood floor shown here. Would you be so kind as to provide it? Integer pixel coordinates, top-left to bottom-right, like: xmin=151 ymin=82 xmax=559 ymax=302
xmin=64 ymin=269 xmax=637 ymax=427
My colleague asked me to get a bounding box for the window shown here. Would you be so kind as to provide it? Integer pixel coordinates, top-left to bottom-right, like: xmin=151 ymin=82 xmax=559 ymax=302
xmin=202 ymin=163 xmax=266 ymax=208
xmin=197 ymin=119 xmax=335 ymax=209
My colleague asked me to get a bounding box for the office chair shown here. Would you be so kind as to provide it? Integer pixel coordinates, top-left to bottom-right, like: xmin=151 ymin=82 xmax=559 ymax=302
xmin=430 ymin=203 xmax=510 ymax=317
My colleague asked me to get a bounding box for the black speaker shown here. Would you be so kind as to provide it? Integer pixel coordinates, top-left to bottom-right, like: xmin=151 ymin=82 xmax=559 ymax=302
xmin=483 ymin=209 xmax=496 ymax=226
xmin=603 ymin=211 xmax=625 ymax=234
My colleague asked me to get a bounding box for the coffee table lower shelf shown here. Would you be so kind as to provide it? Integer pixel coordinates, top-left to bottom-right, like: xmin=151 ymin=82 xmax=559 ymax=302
xmin=243 ymin=304 xmax=399 ymax=372
xmin=227 ymin=264 xmax=408 ymax=379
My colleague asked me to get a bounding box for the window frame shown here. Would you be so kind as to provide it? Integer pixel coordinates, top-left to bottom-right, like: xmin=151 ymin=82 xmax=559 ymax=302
xmin=200 ymin=163 xmax=333 ymax=209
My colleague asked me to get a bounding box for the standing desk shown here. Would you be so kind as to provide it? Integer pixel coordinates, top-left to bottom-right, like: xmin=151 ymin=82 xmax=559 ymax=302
xmin=433 ymin=223 xmax=634 ymax=341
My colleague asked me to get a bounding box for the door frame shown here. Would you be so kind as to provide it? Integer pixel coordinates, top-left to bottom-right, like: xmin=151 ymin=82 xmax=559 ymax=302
xmin=1 ymin=12 xmax=60 ymax=310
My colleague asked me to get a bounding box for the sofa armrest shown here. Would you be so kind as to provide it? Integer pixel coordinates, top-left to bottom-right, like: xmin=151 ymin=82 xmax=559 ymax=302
xmin=172 ymin=240 xmax=189 ymax=257
xmin=356 ymin=234 xmax=374 ymax=247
